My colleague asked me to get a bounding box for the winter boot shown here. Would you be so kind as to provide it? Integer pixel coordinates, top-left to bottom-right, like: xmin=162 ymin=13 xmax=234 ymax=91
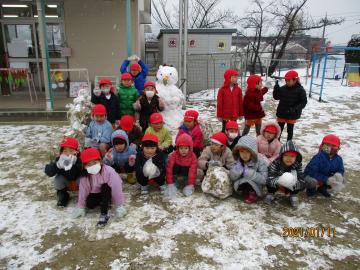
xmin=244 ymin=191 xmax=258 ymax=204
xmin=264 ymin=194 xmax=275 ymax=205
xmin=290 ymin=195 xmax=299 ymax=208
xmin=141 ymin=185 xmax=149 ymax=195
xmin=318 ymin=186 xmax=331 ymax=197
xmin=306 ymin=188 xmax=317 ymax=197
xmin=97 ymin=213 xmax=110 ymax=228
xmin=56 ymin=188 xmax=70 ymax=207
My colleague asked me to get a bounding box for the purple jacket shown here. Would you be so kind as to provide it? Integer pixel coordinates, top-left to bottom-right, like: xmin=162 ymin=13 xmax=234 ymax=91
xmin=77 ymin=165 xmax=125 ymax=208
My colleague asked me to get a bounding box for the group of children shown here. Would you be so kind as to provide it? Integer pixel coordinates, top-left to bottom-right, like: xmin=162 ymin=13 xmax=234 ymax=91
xmin=45 ymin=67 xmax=345 ymax=228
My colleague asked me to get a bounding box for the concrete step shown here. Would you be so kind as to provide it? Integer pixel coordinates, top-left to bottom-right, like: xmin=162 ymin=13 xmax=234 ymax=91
xmin=0 ymin=110 xmax=68 ymax=122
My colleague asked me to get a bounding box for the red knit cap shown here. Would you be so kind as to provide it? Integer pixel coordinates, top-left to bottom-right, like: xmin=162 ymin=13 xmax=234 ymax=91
xmin=284 ymin=70 xmax=299 ymax=80
xmin=92 ymin=104 xmax=107 ymax=116
xmin=264 ymin=125 xmax=278 ymax=134
xmin=60 ymin=137 xmax=79 ymax=151
xmin=184 ymin=110 xmax=199 ymax=122
xmin=98 ymin=78 xmax=112 ymax=86
xmin=80 ymin=148 xmax=101 ymax=164
xmin=322 ymin=134 xmax=340 ymax=147
xmin=210 ymin=132 xmax=227 ymax=146
xmin=247 ymin=74 xmax=262 ymax=89
xmin=144 ymin=81 xmax=156 ymax=90
xmin=142 ymin=134 xmax=159 ymax=143
xmin=121 ymin=73 xmax=133 ymax=80
xmin=225 ymin=121 xmax=239 ymax=130
xmin=130 ymin=63 xmax=141 ymax=71
xmin=283 ymin=151 xmax=298 ymax=157
xmin=120 ymin=115 xmax=135 ymax=131
xmin=150 ymin=113 xmax=163 ymax=124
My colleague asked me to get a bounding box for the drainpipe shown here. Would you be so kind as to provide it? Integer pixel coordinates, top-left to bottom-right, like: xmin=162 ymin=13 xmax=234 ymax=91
xmin=37 ymin=0 xmax=54 ymax=111
xmin=126 ymin=0 xmax=132 ymax=56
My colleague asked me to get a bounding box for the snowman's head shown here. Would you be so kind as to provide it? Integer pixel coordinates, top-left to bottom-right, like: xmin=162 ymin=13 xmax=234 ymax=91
xmin=156 ymin=65 xmax=178 ymax=85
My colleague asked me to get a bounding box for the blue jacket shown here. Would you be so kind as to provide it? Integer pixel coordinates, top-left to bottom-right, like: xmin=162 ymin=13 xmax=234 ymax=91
xmin=304 ymin=151 xmax=344 ymax=184
xmin=106 ymin=130 xmax=136 ymax=168
xmin=120 ymin=59 xmax=148 ymax=95
xmin=86 ymin=120 xmax=113 ymax=144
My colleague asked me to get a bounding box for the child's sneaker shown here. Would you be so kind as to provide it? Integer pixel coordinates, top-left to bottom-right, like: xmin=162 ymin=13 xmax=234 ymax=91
xmin=317 ymin=186 xmax=331 ymax=197
xmin=97 ymin=214 xmax=110 ymax=228
xmin=159 ymin=185 xmax=167 ymax=194
xmin=244 ymin=191 xmax=257 ymax=204
xmin=290 ymin=195 xmax=299 ymax=208
xmin=141 ymin=185 xmax=149 ymax=195
xmin=56 ymin=189 xmax=70 ymax=207
xmin=264 ymin=194 xmax=274 ymax=205
xmin=306 ymin=188 xmax=317 ymax=197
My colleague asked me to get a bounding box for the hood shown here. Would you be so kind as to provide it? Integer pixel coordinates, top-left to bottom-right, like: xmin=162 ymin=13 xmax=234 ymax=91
xmin=247 ymin=74 xmax=262 ymax=91
xmin=233 ymin=135 xmax=258 ymax=162
xmin=260 ymin=121 xmax=281 ymax=138
xmin=111 ymin=129 xmax=129 ymax=151
xmin=175 ymin=133 xmax=193 ymax=153
xmin=279 ymin=140 xmax=302 ymax=163
xmin=223 ymin=69 xmax=239 ymax=87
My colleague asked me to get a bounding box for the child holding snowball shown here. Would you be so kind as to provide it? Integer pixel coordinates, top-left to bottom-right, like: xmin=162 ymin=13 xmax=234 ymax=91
xmin=265 ymin=140 xmax=305 ymax=208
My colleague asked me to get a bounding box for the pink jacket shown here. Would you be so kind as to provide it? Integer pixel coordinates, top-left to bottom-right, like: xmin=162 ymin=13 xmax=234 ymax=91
xmin=176 ymin=123 xmax=204 ymax=150
xmin=256 ymin=121 xmax=281 ymax=165
xmin=77 ymin=165 xmax=125 ymax=208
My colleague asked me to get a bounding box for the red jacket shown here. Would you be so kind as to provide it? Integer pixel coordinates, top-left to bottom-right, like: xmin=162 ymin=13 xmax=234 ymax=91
xmin=243 ymin=87 xmax=268 ymax=120
xmin=166 ymin=134 xmax=197 ymax=186
xmin=175 ymin=123 xmax=204 ymax=151
xmin=217 ymin=69 xmax=244 ymax=120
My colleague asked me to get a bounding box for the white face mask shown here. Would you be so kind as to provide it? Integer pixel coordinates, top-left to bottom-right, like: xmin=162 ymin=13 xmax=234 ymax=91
xmin=228 ymin=132 xmax=238 ymax=139
xmin=145 ymin=91 xmax=155 ymax=98
xmin=86 ymin=163 xmax=101 ymax=175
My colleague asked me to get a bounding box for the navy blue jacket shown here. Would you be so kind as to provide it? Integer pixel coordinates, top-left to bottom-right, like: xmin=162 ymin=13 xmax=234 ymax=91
xmin=304 ymin=151 xmax=344 ymax=184
xmin=120 ymin=59 xmax=148 ymax=95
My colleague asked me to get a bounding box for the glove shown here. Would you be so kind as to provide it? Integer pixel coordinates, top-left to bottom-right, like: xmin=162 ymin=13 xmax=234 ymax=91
xmin=133 ymin=100 xmax=141 ymax=110
xmin=164 ymin=183 xmax=177 ymax=198
xmin=71 ymin=208 xmax=86 ymax=219
xmin=93 ymin=87 xmax=101 ymax=96
xmin=128 ymin=155 xmax=136 ymax=167
xmin=56 ymin=154 xmax=68 ymax=169
xmin=233 ymin=162 xmax=244 ymax=174
xmin=277 ymin=172 xmax=296 ymax=190
xmin=115 ymin=206 xmax=127 ymax=218
xmin=208 ymin=160 xmax=222 ymax=167
xmin=183 ymin=185 xmax=194 ymax=197
xmin=130 ymin=143 xmax=137 ymax=150
xmin=244 ymin=168 xmax=256 ymax=178
xmin=104 ymin=149 xmax=113 ymax=164
xmin=274 ymin=80 xmax=280 ymax=91
xmin=264 ymin=80 xmax=272 ymax=89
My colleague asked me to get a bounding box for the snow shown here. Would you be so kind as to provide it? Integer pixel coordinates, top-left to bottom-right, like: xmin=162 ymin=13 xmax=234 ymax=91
xmin=1 ymin=77 xmax=360 ymax=268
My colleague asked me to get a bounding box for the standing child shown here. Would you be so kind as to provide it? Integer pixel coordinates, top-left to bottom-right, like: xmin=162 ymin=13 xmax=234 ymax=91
xmin=166 ymin=134 xmax=197 ymax=197
xmin=72 ymin=148 xmax=126 ymax=228
xmin=265 ymin=140 xmax=305 ymax=208
xmin=217 ymin=69 xmax=244 ymax=132
xmin=197 ymin=132 xmax=235 ymax=182
xmin=135 ymin=134 xmax=166 ymax=195
xmin=117 ymin=73 xmax=139 ymax=117
xmin=224 ymin=120 xmax=241 ymax=151
xmin=44 ymin=137 xmax=82 ymax=207
xmin=85 ymin=104 xmax=113 ymax=156
xmin=243 ymin=75 xmax=271 ymax=136
xmin=304 ymin=134 xmax=345 ymax=197
xmin=120 ymin=55 xmax=148 ymax=95
xmin=133 ymin=81 xmax=165 ymax=132
xmin=176 ymin=110 xmax=204 ymax=157
xmin=256 ymin=121 xmax=281 ymax=165
xmin=229 ymin=135 xmax=268 ymax=204
xmin=145 ymin=113 xmax=173 ymax=154
xmin=118 ymin=115 xmax=143 ymax=150
xmin=91 ymin=78 xmax=120 ymax=125
xmin=273 ymin=70 xmax=307 ymax=141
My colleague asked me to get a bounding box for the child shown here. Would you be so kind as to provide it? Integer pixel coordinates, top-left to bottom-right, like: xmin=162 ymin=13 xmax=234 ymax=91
xmin=273 ymin=70 xmax=307 ymax=141
xmin=229 ymin=135 xmax=268 ymax=204
xmin=91 ymin=78 xmax=120 ymax=125
xmin=176 ymin=109 xmax=204 ymax=157
xmin=85 ymin=104 xmax=113 ymax=156
xmin=225 ymin=120 xmax=241 ymax=151
xmin=256 ymin=121 xmax=281 ymax=165
xmin=197 ymin=132 xmax=235 ymax=182
xmin=145 ymin=113 xmax=173 ymax=154
xmin=120 ymin=55 xmax=148 ymax=95
xmin=134 ymin=81 xmax=165 ymax=132
xmin=217 ymin=69 xmax=244 ymax=132
xmin=118 ymin=115 xmax=143 ymax=150
xmin=166 ymin=134 xmax=197 ymax=197
xmin=104 ymin=129 xmax=136 ymax=177
xmin=304 ymin=134 xmax=345 ymax=197
xmin=243 ymin=75 xmax=271 ymax=136
xmin=265 ymin=140 xmax=305 ymax=208
xmin=44 ymin=137 xmax=82 ymax=207
xmin=135 ymin=134 xmax=166 ymax=195
xmin=117 ymin=73 xmax=139 ymax=116
xmin=72 ymin=148 xmax=126 ymax=227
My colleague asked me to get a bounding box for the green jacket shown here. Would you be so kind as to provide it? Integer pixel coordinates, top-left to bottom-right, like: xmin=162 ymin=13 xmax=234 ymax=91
xmin=117 ymin=84 xmax=139 ymax=116
xmin=145 ymin=126 xmax=173 ymax=149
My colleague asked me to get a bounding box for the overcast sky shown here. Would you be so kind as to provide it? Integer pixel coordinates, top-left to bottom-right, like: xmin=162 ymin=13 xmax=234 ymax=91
xmin=218 ymin=0 xmax=360 ymax=45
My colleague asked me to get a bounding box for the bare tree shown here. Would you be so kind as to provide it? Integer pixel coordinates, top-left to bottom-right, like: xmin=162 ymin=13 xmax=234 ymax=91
xmin=152 ymin=0 xmax=238 ymax=29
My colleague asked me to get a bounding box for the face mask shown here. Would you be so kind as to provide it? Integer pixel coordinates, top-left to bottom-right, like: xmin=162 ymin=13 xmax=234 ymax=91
xmin=102 ymin=88 xmax=111 ymax=94
xmin=86 ymin=163 xmax=101 ymax=175
xmin=228 ymin=132 xmax=238 ymax=139
xmin=145 ymin=91 xmax=155 ymax=98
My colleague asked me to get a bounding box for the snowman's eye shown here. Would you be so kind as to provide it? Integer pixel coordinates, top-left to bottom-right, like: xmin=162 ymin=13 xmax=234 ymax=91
xmin=160 ymin=73 xmax=162 ymax=76
xmin=170 ymin=73 xmax=172 ymax=75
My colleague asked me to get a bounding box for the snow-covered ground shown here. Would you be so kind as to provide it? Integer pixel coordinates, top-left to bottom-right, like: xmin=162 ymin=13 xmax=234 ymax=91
xmin=1 ymin=79 xmax=360 ymax=269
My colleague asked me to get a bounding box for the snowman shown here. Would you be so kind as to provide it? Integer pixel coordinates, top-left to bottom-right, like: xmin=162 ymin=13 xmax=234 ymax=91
xmin=155 ymin=65 xmax=185 ymax=131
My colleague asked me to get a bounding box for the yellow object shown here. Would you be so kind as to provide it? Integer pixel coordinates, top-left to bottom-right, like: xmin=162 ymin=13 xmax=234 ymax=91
xmin=127 ymin=172 xmax=137 ymax=184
